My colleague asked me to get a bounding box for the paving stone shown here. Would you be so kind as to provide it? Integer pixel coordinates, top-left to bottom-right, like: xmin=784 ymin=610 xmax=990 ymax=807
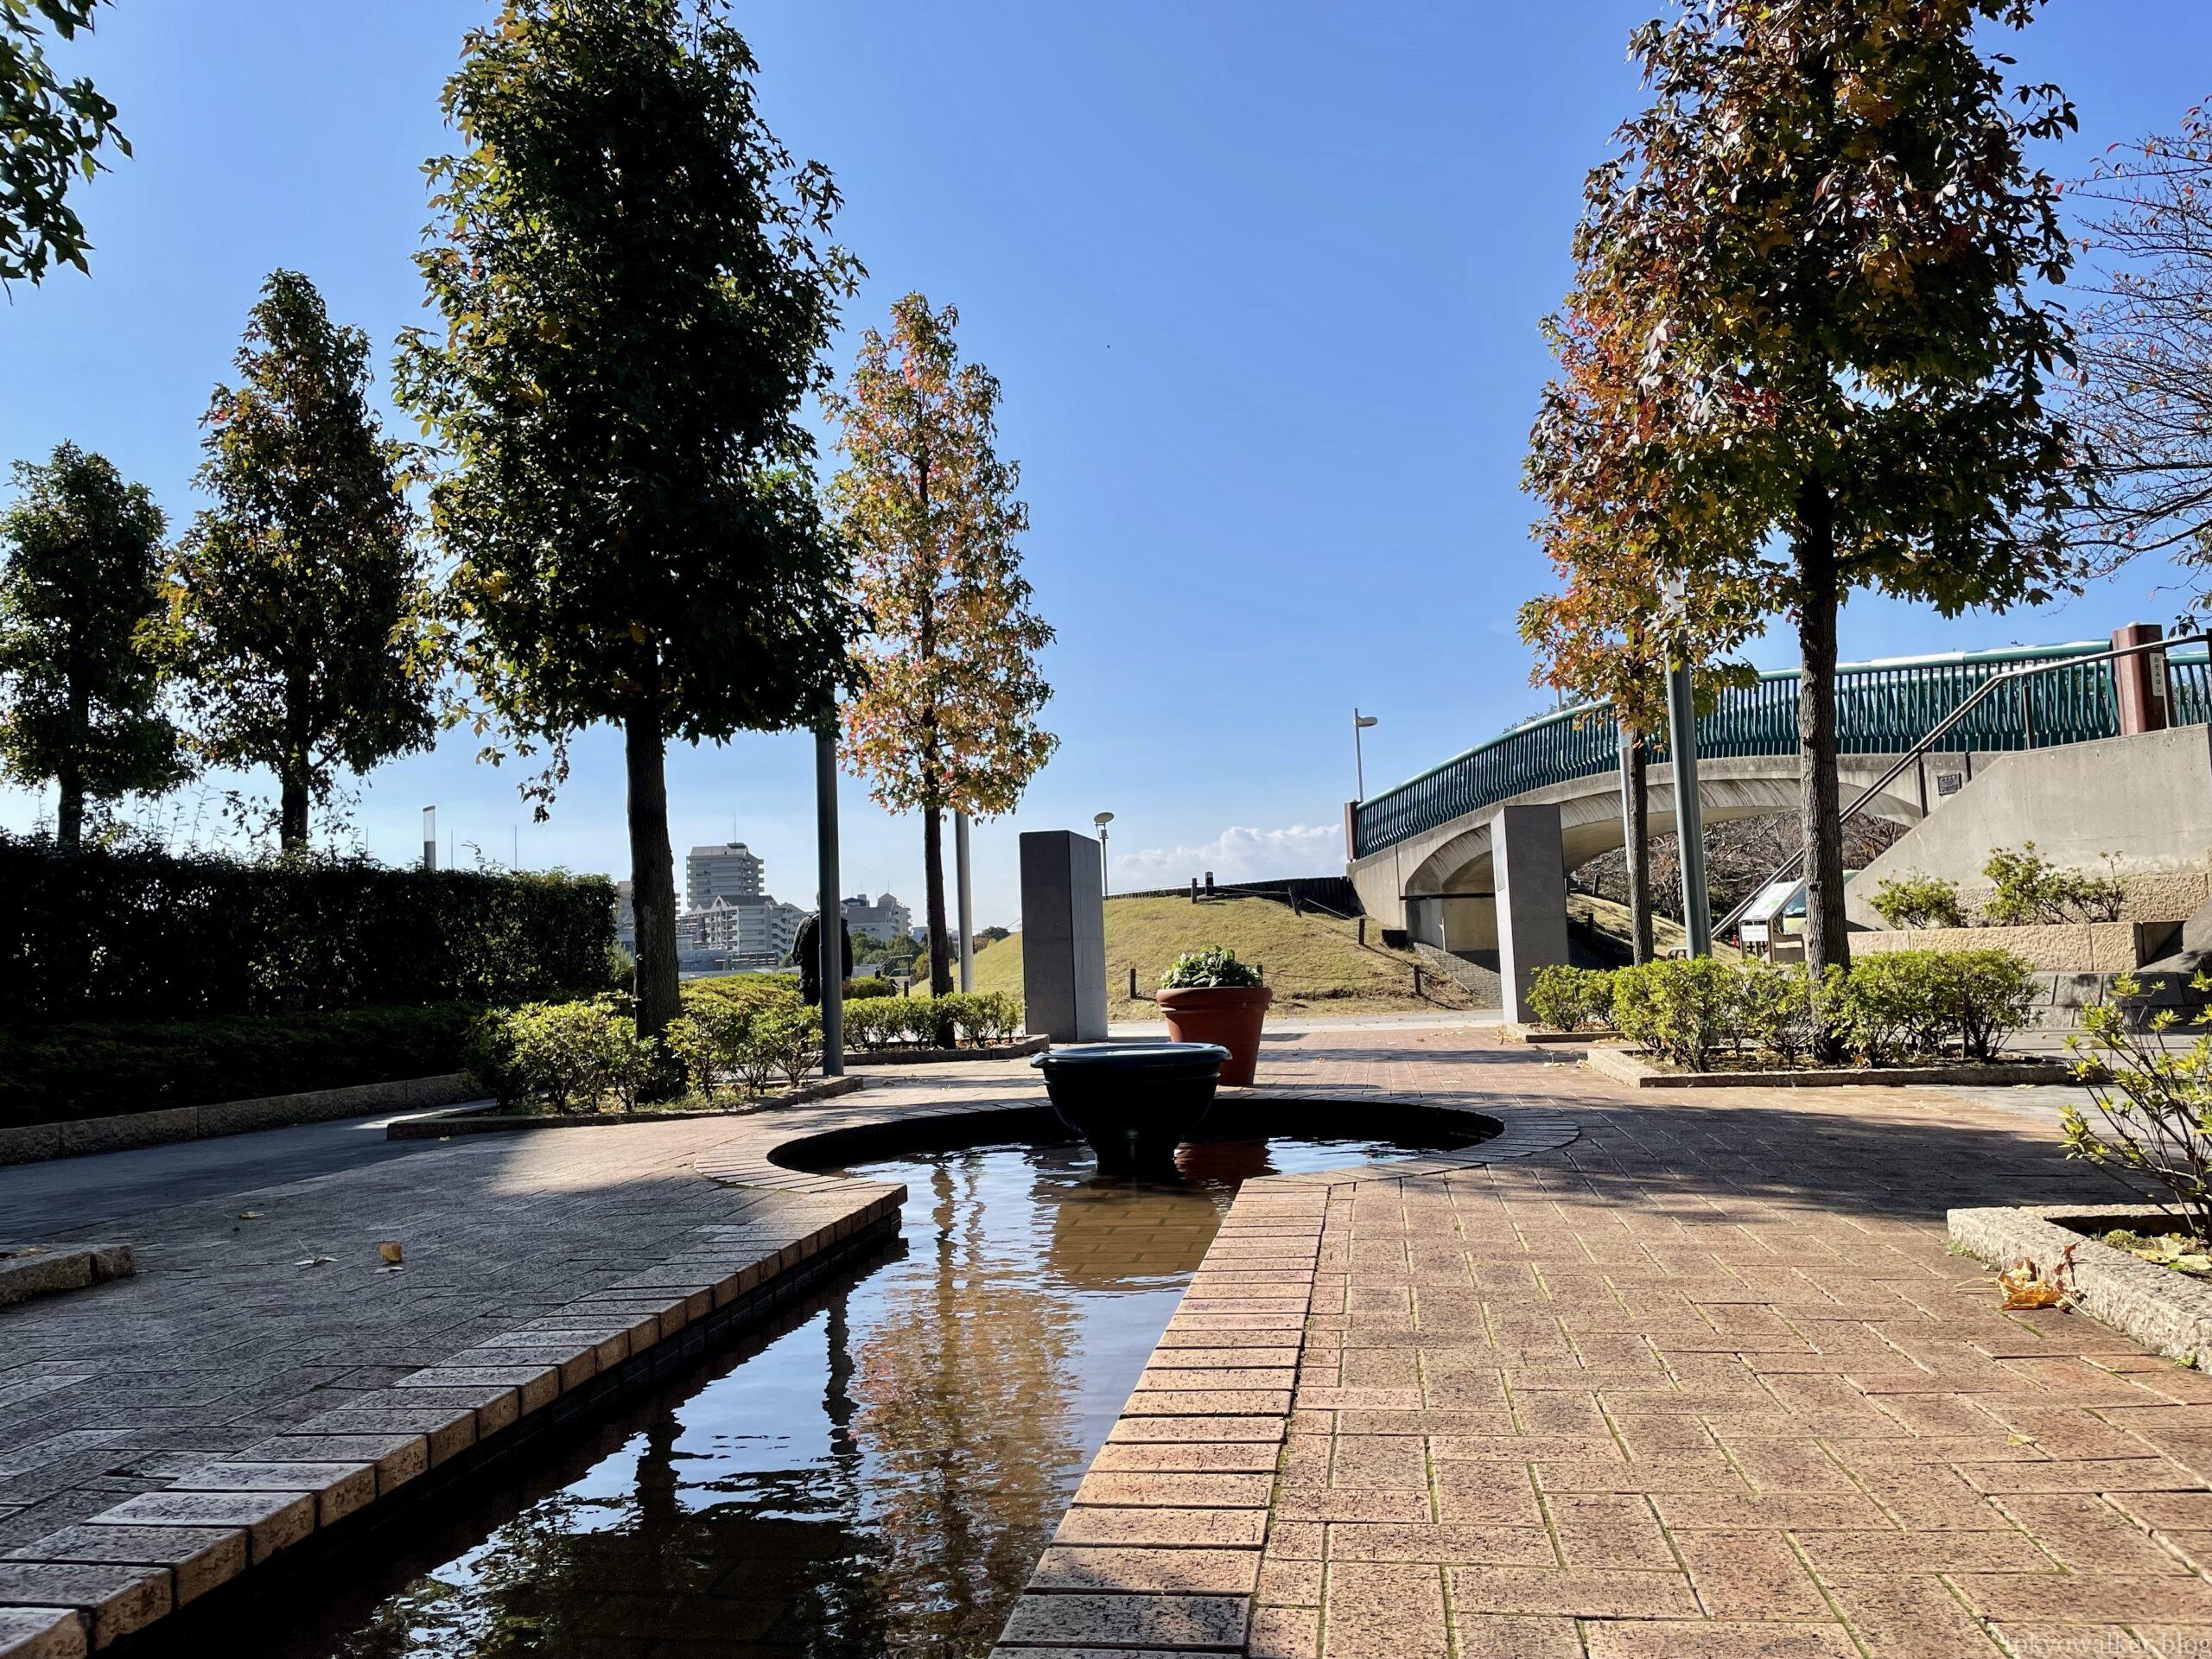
xmin=2 ymin=1526 xmax=244 ymax=1606
xmin=86 ymin=1490 xmax=312 ymax=1562
xmin=0 ymin=1561 xmax=167 ymax=1648
xmin=0 ymin=1607 xmax=84 ymax=1659
xmin=1029 ymin=1546 xmax=1260 ymax=1595
xmin=998 ymin=1591 xmax=1246 ymax=1649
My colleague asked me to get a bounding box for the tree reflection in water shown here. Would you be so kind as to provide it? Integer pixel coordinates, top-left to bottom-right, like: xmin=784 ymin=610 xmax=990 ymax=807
xmin=248 ymin=1132 xmax=1459 ymax=1659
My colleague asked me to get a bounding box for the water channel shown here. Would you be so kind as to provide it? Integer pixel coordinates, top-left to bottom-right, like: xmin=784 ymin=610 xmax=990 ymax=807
xmin=219 ymin=1117 xmax=1479 ymax=1658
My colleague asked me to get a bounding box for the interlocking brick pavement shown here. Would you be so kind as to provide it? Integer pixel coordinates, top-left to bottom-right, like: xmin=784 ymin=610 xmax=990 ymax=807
xmin=994 ymin=1027 xmax=2212 ymax=1659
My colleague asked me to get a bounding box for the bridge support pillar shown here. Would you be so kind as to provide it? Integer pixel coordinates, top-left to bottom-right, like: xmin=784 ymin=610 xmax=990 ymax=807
xmin=1491 ymin=804 xmax=1570 ymax=1027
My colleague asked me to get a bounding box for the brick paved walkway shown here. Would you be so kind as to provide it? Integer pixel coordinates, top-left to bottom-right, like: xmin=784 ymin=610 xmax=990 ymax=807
xmin=1002 ymin=1028 xmax=2212 ymax=1659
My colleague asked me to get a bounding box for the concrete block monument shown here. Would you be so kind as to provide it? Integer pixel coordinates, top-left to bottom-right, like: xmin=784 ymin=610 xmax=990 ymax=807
xmin=1491 ymin=803 xmax=1569 ymax=1026
xmin=1020 ymin=830 xmax=1109 ymax=1041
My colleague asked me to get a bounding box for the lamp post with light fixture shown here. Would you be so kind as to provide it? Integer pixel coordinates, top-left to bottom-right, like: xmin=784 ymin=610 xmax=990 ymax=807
xmin=1353 ymin=709 xmax=1379 ymax=799
xmin=1092 ymin=811 xmax=1115 ymax=898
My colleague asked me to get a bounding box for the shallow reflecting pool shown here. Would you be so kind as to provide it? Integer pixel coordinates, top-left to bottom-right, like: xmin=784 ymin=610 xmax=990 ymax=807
xmin=234 ymin=1124 xmax=1474 ymax=1659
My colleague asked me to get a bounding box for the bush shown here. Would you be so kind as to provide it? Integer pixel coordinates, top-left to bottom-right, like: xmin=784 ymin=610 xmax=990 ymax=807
xmin=1526 ymin=966 xmax=1614 ymax=1033
xmin=1982 ymin=842 xmax=2125 ymax=925
xmin=1835 ymin=953 xmax=1954 ymax=1064
xmin=2064 ymin=972 xmax=2212 ymax=1241
xmin=843 ymin=977 xmax=899 ymax=1001
xmin=0 ymin=1003 xmax=479 ymax=1128
xmin=1160 ymin=946 xmax=1264 ymax=989
xmin=1611 ymin=958 xmax=1741 ymax=1071
xmin=1868 ymin=872 xmax=1967 ymax=931
xmin=1611 ymin=949 xmax=2035 ymax=1072
xmin=0 ymin=833 xmax=616 ymax=1020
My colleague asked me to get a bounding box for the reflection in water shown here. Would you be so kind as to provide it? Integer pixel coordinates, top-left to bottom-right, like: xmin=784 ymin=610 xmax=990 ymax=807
xmin=240 ymin=1128 xmax=1466 ymax=1659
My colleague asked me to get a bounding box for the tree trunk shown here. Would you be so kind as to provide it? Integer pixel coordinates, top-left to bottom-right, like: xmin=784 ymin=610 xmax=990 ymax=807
xmin=923 ymin=802 xmax=952 ymax=997
xmin=1796 ymin=476 xmax=1850 ymax=1027
xmin=278 ymin=767 xmax=310 ymax=851
xmin=54 ymin=769 xmax=84 ymax=853
xmin=1621 ymin=728 xmax=1653 ymax=965
xmin=625 ymin=709 xmax=683 ymax=1044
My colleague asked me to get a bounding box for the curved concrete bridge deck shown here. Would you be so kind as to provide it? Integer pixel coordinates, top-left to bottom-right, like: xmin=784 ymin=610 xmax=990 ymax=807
xmin=1347 ymin=639 xmax=2212 ymax=950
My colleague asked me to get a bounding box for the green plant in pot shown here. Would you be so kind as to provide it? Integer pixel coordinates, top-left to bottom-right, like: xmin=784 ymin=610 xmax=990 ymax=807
xmin=1157 ymin=946 xmax=1272 ymax=1085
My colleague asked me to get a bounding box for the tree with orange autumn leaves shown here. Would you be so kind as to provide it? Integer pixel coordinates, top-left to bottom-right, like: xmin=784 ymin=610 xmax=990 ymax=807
xmin=1522 ymin=303 xmax=1761 ymax=963
xmin=830 ymin=295 xmax=1057 ymax=997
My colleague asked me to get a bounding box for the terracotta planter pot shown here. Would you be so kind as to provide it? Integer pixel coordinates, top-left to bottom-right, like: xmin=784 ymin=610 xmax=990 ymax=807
xmin=1156 ymin=985 xmax=1274 ymax=1086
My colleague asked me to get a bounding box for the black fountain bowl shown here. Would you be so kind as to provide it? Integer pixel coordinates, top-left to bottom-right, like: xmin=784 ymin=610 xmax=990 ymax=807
xmin=1032 ymin=1042 xmax=1231 ymax=1177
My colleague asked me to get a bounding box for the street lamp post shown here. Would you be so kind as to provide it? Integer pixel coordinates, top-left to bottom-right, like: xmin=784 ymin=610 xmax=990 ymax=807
xmin=1353 ymin=709 xmax=1379 ymax=800
xmin=954 ymin=809 xmax=975 ymax=993
xmin=1660 ymin=580 xmax=1713 ymax=957
xmin=1092 ymin=810 xmax=1115 ymax=898
xmin=422 ymin=806 xmax=436 ymax=872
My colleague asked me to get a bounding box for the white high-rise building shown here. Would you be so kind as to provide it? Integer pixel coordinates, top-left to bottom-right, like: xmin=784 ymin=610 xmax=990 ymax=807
xmin=686 ymin=842 xmax=765 ymax=912
xmin=842 ymin=891 xmax=914 ymax=944
xmin=683 ymin=893 xmax=805 ymax=962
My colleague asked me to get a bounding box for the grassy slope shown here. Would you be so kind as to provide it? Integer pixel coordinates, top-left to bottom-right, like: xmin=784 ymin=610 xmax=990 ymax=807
xmin=1568 ymin=891 xmax=1741 ymax=962
xmin=970 ymin=895 xmax=1474 ymax=1022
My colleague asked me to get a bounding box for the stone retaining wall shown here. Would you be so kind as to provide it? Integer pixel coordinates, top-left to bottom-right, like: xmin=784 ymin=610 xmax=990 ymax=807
xmin=1854 ymin=919 xmax=2182 ymax=973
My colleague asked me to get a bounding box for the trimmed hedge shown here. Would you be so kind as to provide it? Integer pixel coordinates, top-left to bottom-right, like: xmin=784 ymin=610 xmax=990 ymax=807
xmin=1 ymin=834 xmax=617 ymax=1018
xmin=0 ymin=1004 xmax=480 ymax=1128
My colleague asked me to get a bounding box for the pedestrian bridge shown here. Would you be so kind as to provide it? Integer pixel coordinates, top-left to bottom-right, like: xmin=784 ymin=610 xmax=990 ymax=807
xmin=1347 ymin=639 xmax=2212 ymax=952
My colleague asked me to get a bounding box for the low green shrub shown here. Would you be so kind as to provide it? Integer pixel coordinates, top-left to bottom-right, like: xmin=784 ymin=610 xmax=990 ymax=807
xmin=1982 ymin=842 xmax=2125 ymax=925
xmin=1160 ymin=947 xmax=1264 ymax=989
xmin=1526 ymin=965 xmax=1615 ymax=1033
xmin=842 ymin=977 xmax=899 ymax=1001
xmin=0 ymin=1003 xmax=480 ymax=1128
xmin=1867 ymin=873 xmax=1967 ymax=931
xmin=2064 ymin=972 xmax=2212 ymax=1241
xmin=842 ymin=991 xmax=1025 ymax=1051
xmin=1611 ymin=947 xmax=2036 ymax=1072
xmin=1611 ymin=957 xmax=1741 ymax=1071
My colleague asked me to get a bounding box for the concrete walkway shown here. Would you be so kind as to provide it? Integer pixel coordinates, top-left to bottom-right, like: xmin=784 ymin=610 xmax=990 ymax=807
xmin=1001 ymin=1028 xmax=2212 ymax=1659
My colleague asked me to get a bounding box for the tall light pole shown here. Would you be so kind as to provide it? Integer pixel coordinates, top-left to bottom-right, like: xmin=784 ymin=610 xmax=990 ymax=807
xmin=815 ymin=714 xmax=843 ymax=1076
xmin=954 ymin=808 xmax=975 ymax=993
xmin=1660 ymin=579 xmax=1712 ymax=957
xmin=1353 ymin=709 xmax=1379 ymax=799
xmin=1092 ymin=810 xmax=1115 ymax=898
xmin=422 ymin=806 xmax=437 ymax=872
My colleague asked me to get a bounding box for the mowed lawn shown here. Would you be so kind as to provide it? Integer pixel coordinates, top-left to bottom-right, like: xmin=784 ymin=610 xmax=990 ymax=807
xmin=969 ymin=895 xmax=1476 ymax=1023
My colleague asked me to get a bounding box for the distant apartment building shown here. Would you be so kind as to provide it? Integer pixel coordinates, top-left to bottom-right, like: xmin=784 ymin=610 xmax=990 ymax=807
xmin=613 ymin=880 xmax=635 ymax=949
xmin=841 ymin=891 xmax=913 ymax=944
xmin=677 ymin=893 xmax=805 ymax=964
xmin=685 ymin=842 xmax=765 ymax=912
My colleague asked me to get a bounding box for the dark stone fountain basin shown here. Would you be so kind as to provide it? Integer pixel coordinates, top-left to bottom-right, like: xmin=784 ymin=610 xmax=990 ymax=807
xmin=1032 ymin=1041 xmax=1230 ymax=1177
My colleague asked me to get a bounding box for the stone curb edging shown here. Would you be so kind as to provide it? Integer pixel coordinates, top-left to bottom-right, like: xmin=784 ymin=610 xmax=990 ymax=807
xmin=0 ymin=1180 xmax=907 ymax=1656
xmin=0 ymin=1074 xmax=479 ymax=1170
xmin=1499 ymin=1022 xmax=1619 ymax=1046
xmin=385 ymin=1075 xmax=866 ymax=1139
xmin=1584 ymin=1044 xmax=2077 ymax=1091
xmin=1948 ymin=1201 xmax=2212 ymax=1371
xmin=0 ymin=1248 xmax=134 ymax=1310
xmin=846 ymin=1036 xmax=1050 ymax=1066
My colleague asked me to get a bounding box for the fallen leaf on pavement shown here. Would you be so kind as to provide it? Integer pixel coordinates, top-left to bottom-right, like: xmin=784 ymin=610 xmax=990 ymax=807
xmin=377 ymin=1241 xmax=404 ymax=1264
xmin=296 ymin=1255 xmax=334 ymax=1269
xmin=1999 ymin=1249 xmax=2074 ymax=1310
xmin=238 ymin=1211 xmax=263 ymax=1221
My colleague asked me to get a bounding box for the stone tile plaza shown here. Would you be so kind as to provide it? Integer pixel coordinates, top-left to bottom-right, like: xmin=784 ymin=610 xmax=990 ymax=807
xmin=16 ymin=3 xmax=2212 ymax=1657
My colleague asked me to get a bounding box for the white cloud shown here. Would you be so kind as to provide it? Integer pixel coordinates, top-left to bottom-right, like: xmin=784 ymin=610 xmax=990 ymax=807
xmin=1109 ymin=823 xmax=1344 ymax=892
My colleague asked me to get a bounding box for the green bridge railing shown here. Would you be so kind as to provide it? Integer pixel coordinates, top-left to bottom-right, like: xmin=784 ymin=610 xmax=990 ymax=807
xmin=1351 ymin=641 xmax=2212 ymax=860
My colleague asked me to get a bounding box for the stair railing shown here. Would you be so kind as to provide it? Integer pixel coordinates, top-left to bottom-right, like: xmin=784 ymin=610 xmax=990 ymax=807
xmin=1713 ymin=631 xmax=2212 ymax=943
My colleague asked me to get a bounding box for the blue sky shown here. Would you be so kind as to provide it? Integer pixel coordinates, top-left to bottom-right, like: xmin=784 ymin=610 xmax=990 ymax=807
xmin=4 ymin=1 xmax=2208 ymax=928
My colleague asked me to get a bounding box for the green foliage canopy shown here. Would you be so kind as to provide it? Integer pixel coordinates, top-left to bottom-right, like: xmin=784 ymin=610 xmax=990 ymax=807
xmin=0 ymin=443 xmax=186 ymax=848
xmin=168 ymin=270 xmax=438 ymax=849
xmin=0 ymin=0 xmax=126 ymax=284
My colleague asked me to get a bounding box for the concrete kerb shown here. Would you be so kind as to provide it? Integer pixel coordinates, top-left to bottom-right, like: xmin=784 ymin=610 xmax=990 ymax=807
xmin=0 ymin=1247 xmax=134 ymax=1310
xmin=1583 ymin=1044 xmax=2081 ymax=1090
xmin=386 ymin=1074 xmax=868 ymax=1140
xmin=0 ymin=1074 xmax=480 ymax=1170
xmin=1949 ymin=1201 xmax=2212 ymax=1372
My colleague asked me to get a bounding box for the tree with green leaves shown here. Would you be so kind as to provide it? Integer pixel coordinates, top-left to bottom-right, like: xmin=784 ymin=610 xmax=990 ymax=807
xmin=0 ymin=443 xmax=185 ymax=848
xmin=2 ymin=0 xmax=127 ymax=284
xmin=1559 ymin=0 xmax=2084 ymax=1011
xmin=830 ymin=294 xmax=1058 ymax=997
xmin=396 ymin=0 xmax=861 ymax=1043
xmin=167 ymin=269 xmax=438 ymax=852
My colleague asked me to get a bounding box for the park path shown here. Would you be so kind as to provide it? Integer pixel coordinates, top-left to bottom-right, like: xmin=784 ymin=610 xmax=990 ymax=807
xmin=1000 ymin=1028 xmax=2212 ymax=1659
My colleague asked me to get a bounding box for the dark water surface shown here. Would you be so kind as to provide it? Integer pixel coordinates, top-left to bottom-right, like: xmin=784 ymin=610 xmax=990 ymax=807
xmin=224 ymin=1127 xmax=1468 ymax=1659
